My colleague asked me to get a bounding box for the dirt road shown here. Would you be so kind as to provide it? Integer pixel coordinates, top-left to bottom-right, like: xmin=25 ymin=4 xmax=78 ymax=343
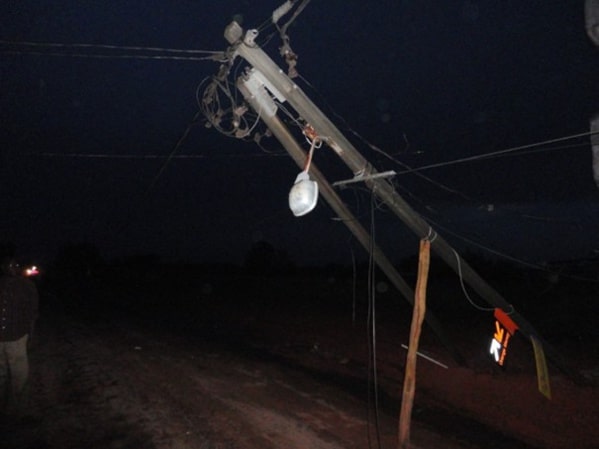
xmin=2 ymin=311 xmax=477 ymax=449
xmin=3 ymin=275 xmax=597 ymax=449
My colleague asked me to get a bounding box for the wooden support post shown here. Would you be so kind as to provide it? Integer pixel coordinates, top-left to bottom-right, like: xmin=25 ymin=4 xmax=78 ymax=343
xmin=398 ymin=239 xmax=430 ymax=449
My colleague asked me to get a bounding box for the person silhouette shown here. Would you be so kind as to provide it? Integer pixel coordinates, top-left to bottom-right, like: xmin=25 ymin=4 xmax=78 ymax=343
xmin=0 ymin=257 xmax=39 ymax=415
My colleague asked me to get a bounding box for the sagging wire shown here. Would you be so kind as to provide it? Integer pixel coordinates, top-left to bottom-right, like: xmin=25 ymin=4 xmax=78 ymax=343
xmin=422 ymin=213 xmax=599 ymax=284
xmin=350 ymin=243 xmax=358 ymax=326
xmin=199 ymin=53 xmax=260 ymax=139
xmin=146 ymin=109 xmax=204 ymax=192
xmin=398 ymin=178 xmax=599 ymax=284
xmin=199 ymin=74 xmax=237 ymax=136
xmin=366 ymin=190 xmax=383 ymax=449
xmin=92 ymin=108 xmax=206 ymax=242
xmin=199 ymin=38 xmax=270 ymax=142
xmin=452 ymin=249 xmax=496 ymax=312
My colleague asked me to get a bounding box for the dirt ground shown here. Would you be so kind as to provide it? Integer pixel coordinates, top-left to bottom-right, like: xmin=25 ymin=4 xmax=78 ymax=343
xmin=1 ymin=312 xmax=478 ymax=449
xmin=1 ymin=270 xmax=598 ymax=449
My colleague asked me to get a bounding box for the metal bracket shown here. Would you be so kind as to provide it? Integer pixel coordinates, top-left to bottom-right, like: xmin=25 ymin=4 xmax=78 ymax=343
xmin=332 ymin=170 xmax=397 ymax=187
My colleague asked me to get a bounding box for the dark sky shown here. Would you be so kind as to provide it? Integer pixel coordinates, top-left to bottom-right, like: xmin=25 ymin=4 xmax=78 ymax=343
xmin=1 ymin=1 xmax=598 ymax=267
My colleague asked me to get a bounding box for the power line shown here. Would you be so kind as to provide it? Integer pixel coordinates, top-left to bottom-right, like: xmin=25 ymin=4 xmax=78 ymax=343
xmin=422 ymin=213 xmax=599 ymax=283
xmin=147 ymin=110 xmax=203 ymax=191
xmin=0 ymin=40 xmax=221 ymax=55
xmin=0 ymin=39 xmax=225 ymax=61
xmin=0 ymin=50 xmax=219 ymax=62
xmin=397 ymin=130 xmax=598 ymax=175
xmin=27 ymin=152 xmax=286 ymax=159
xmin=295 ymin=74 xmax=478 ymax=202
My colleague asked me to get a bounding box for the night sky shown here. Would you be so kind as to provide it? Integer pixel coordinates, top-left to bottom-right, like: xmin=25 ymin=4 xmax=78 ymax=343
xmin=1 ymin=1 xmax=598 ymax=267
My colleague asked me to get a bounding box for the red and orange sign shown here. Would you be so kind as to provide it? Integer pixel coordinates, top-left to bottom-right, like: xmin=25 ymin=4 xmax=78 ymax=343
xmin=489 ymin=308 xmax=519 ymax=366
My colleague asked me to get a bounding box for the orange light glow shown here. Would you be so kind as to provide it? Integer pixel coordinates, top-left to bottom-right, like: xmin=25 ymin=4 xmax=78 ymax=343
xmin=24 ymin=265 xmax=39 ymax=277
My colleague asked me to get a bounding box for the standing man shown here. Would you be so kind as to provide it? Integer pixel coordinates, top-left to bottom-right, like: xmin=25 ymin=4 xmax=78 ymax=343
xmin=0 ymin=257 xmax=39 ymax=414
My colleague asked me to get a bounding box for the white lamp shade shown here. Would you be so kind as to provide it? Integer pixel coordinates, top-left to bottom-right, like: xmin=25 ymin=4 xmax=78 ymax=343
xmin=289 ymin=171 xmax=318 ymax=216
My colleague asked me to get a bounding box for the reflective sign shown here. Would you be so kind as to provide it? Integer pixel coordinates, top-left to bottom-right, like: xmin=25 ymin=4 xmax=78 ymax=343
xmin=489 ymin=308 xmax=519 ymax=366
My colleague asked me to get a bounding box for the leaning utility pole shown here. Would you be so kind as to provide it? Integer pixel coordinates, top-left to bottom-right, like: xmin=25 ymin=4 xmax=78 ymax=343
xmin=236 ymin=68 xmax=464 ymax=365
xmin=586 ymin=0 xmax=599 ymax=189
xmin=223 ymin=21 xmax=576 ymax=379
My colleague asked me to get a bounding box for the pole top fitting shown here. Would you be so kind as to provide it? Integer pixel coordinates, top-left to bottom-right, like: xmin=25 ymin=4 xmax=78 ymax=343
xmin=224 ymin=21 xmax=244 ymax=44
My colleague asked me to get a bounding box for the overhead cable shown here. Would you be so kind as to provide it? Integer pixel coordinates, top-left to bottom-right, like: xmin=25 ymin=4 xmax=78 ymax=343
xmin=0 ymin=39 xmax=225 ymax=61
xmin=423 ymin=214 xmax=599 ymax=283
xmin=1 ymin=50 xmax=221 ymax=61
xmin=28 ymin=152 xmax=285 ymax=159
xmin=147 ymin=110 xmax=203 ymax=191
xmin=398 ymin=130 xmax=599 ymax=175
xmin=0 ymin=39 xmax=222 ymax=55
xmin=295 ymin=73 xmax=476 ymax=202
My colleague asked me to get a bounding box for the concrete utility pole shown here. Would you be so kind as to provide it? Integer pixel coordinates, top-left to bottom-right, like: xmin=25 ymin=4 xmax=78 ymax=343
xmin=223 ymin=21 xmax=576 ymax=379
xmin=586 ymin=0 xmax=599 ymax=188
xmin=586 ymin=0 xmax=599 ymax=46
xmin=237 ymin=69 xmax=464 ymax=364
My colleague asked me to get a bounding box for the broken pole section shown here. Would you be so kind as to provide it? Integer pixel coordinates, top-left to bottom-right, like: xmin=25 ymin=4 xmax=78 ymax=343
xmin=236 ymin=73 xmax=464 ymax=365
xmin=224 ymin=21 xmax=577 ymax=381
xmin=398 ymin=239 xmax=430 ymax=449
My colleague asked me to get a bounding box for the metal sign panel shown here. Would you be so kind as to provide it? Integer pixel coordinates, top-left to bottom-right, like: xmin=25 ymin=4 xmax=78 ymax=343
xmin=489 ymin=308 xmax=519 ymax=366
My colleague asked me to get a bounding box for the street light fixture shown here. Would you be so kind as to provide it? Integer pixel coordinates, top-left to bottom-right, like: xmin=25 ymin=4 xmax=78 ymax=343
xmin=288 ymin=136 xmax=319 ymax=216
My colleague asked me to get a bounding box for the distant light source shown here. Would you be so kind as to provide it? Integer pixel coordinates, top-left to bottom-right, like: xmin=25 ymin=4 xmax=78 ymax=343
xmin=24 ymin=265 xmax=39 ymax=277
